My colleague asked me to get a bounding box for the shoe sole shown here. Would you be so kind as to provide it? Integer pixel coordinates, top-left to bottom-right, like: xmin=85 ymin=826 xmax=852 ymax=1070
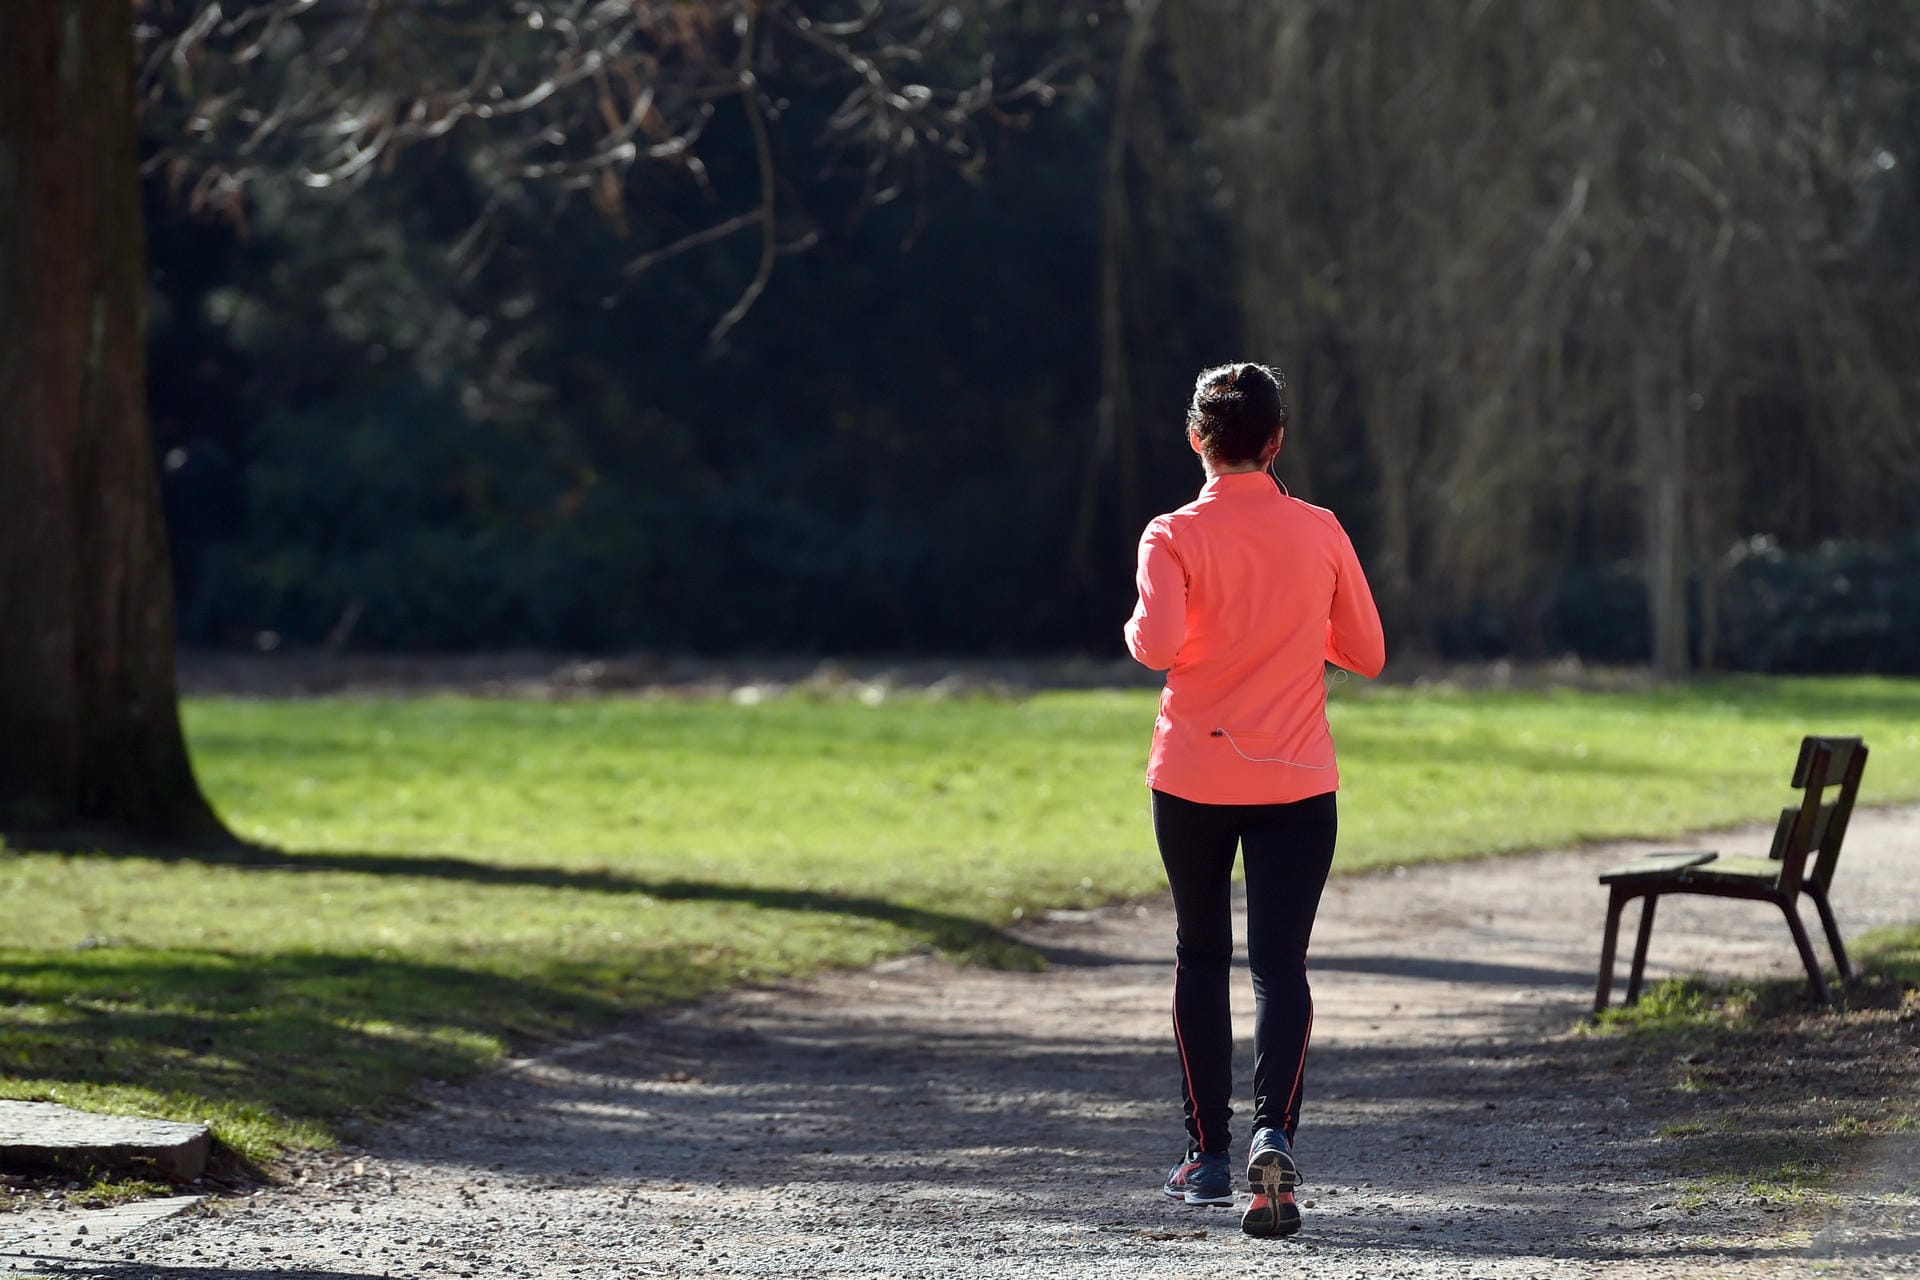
xmin=1162 ymin=1186 xmax=1235 ymax=1207
xmin=1247 ymin=1147 xmax=1301 ymax=1194
xmin=1242 ymin=1194 xmax=1301 ymax=1238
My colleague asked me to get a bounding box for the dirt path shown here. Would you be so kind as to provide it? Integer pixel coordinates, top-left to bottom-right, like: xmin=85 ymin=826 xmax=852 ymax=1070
xmin=13 ymin=808 xmax=1920 ymax=1279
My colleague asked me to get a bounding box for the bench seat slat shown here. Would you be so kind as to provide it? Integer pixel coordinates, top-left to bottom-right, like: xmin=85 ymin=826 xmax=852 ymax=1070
xmin=1676 ymin=854 xmax=1782 ymax=885
xmin=1598 ymin=850 xmax=1717 ymax=884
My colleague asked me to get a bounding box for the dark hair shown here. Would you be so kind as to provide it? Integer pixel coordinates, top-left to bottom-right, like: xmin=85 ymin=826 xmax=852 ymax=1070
xmin=1187 ymin=362 xmax=1288 ymax=465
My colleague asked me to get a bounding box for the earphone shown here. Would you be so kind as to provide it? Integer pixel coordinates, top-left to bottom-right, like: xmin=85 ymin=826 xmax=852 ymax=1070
xmin=1209 ymin=726 xmax=1334 ymax=770
xmin=1266 ymin=452 xmax=1290 ymax=496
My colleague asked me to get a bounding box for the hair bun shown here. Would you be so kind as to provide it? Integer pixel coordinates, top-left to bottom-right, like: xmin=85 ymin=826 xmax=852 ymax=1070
xmin=1186 ymin=360 xmax=1289 ymax=467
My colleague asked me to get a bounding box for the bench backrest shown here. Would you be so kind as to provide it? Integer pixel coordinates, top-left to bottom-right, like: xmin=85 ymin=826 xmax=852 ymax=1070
xmin=1767 ymin=735 xmax=1868 ymax=895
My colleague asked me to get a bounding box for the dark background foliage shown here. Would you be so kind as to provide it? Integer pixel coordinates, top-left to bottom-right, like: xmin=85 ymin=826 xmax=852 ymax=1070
xmin=145 ymin=2 xmax=1920 ymax=671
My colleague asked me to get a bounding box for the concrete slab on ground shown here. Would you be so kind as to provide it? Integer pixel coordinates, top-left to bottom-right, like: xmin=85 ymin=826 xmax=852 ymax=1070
xmin=0 ymin=1101 xmax=210 ymax=1181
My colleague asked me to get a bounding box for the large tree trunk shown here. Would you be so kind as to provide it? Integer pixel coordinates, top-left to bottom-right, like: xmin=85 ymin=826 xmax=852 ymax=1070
xmin=0 ymin=0 xmax=225 ymax=839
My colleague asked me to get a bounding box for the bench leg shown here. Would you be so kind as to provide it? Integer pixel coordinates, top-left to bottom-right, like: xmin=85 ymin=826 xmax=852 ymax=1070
xmin=1595 ymin=889 xmax=1628 ymax=1013
xmin=1780 ymin=898 xmax=1833 ymax=1006
xmin=1806 ymin=886 xmax=1854 ymax=986
xmin=1625 ymin=894 xmax=1659 ymax=1006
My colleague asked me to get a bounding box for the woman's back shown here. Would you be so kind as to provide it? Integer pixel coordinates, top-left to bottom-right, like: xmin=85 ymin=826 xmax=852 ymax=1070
xmin=1126 ymin=471 xmax=1382 ymax=805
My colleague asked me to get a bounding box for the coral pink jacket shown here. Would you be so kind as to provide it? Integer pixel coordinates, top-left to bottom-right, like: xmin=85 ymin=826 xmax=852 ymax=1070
xmin=1124 ymin=471 xmax=1385 ymax=805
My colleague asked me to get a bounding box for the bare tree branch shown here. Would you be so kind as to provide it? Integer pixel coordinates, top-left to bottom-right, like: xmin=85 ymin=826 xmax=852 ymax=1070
xmin=136 ymin=0 xmax=1100 ymax=337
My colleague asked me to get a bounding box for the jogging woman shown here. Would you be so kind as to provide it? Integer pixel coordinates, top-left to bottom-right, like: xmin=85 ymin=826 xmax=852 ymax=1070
xmin=1124 ymin=362 xmax=1385 ymax=1239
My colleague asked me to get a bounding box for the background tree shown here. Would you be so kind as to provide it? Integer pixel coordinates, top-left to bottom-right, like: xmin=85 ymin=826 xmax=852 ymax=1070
xmin=1098 ymin=0 xmax=1920 ymax=673
xmin=0 ymin=0 xmax=222 ymax=837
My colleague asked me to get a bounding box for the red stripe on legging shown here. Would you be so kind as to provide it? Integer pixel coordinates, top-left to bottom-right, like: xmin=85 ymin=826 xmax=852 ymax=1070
xmin=1283 ymin=965 xmax=1314 ymax=1133
xmin=1171 ymin=956 xmax=1207 ymax=1153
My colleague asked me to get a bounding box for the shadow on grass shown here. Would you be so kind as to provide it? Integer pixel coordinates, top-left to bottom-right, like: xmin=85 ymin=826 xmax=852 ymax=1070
xmin=1334 ymin=726 xmax=1712 ymax=782
xmin=1585 ymin=937 xmax=1920 ymax=1206
xmin=1 ymin=826 xmax=1030 ymax=971
xmin=0 ymin=831 xmax=1032 ymax=1162
xmin=1695 ymin=676 xmax=1920 ymax=724
xmin=1340 ymin=679 xmax=1918 ymax=782
xmin=0 ymin=948 xmax=630 ymax=1157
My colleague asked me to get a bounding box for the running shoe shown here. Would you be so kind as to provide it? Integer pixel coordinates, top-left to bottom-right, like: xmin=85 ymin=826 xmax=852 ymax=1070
xmin=1246 ymin=1126 xmax=1301 ymax=1194
xmin=1162 ymin=1149 xmax=1233 ymax=1206
xmin=1242 ymin=1190 xmax=1301 ymax=1238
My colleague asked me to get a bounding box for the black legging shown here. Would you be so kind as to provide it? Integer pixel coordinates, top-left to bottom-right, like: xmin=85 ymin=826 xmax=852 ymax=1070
xmin=1151 ymin=788 xmax=1338 ymax=1156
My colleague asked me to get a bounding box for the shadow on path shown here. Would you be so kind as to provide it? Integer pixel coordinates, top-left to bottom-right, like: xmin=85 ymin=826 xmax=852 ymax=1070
xmin=358 ymin=934 xmax=1797 ymax=1271
xmin=1311 ymin=953 xmax=1594 ymax=988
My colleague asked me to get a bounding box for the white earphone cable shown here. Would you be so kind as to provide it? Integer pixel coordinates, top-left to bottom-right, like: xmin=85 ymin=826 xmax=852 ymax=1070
xmin=1209 ymin=726 xmax=1335 ymax=770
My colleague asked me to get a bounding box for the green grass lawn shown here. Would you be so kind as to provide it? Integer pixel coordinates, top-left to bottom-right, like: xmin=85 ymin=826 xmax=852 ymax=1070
xmin=3 ymin=675 xmax=1918 ymax=1164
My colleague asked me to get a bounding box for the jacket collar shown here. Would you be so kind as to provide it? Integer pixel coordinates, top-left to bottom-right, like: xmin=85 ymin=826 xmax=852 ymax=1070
xmin=1199 ymin=471 xmax=1279 ymax=499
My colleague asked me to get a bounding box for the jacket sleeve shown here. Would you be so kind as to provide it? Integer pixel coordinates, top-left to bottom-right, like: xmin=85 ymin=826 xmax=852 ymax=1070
xmin=1324 ymin=522 xmax=1386 ymax=677
xmin=1124 ymin=517 xmax=1187 ymax=670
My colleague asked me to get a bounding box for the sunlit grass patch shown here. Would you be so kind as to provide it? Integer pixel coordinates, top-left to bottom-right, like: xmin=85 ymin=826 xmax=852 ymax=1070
xmin=1659 ymin=1119 xmax=1714 ymax=1138
xmin=1856 ymin=923 xmax=1920 ymax=987
xmin=1593 ymin=977 xmax=1728 ymax=1038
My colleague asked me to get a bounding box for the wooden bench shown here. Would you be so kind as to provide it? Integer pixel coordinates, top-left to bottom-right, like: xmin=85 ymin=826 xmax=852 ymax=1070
xmin=1593 ymin=735 xmax=1867 ymax=1012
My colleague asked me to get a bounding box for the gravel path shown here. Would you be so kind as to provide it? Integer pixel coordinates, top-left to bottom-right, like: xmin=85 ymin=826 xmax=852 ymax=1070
xmin=10 ymin=807 xmax=1920 ymax=1279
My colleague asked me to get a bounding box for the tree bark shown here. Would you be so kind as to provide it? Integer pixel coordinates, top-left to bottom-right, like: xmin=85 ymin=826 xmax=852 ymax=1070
xmin=1633 ymin=349 xmax=1691 ymax=679
xmin=0 ymin=0 xmax=225 ymax=838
